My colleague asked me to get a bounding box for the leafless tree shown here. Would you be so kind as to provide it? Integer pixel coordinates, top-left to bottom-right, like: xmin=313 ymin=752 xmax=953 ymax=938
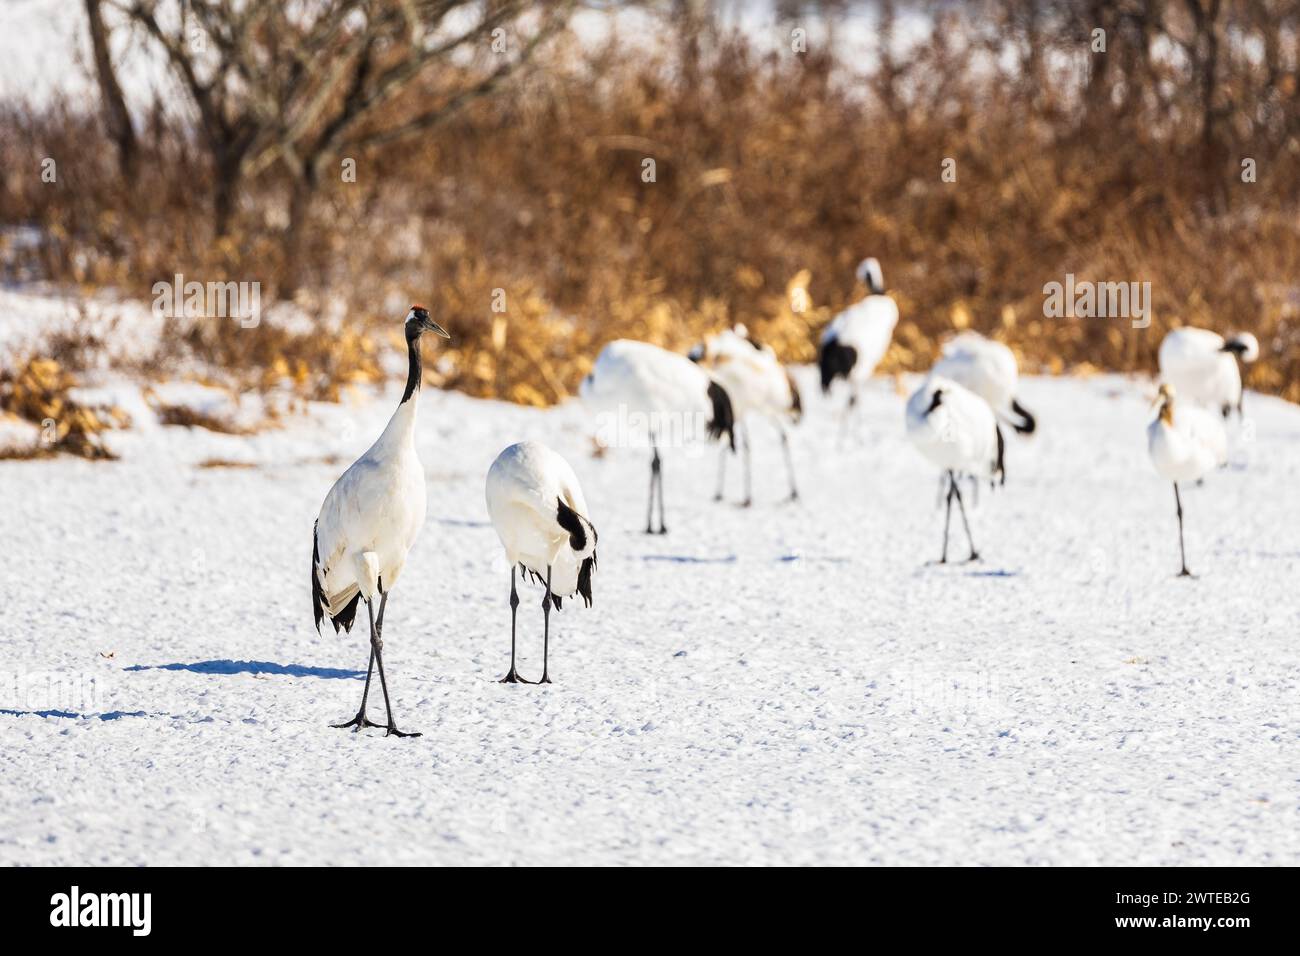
xmin=85 ymin=0 xmax=138 ymax=177
xmin=107 ymin=0 xmax=574 ymax=286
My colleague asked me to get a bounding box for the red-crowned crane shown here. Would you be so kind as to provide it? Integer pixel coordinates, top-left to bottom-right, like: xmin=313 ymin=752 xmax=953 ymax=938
xmin=1147 ymin=383 xmax=1227 ymax=577
xmin=1158 ymin=327 xmax=1259 ymax=420
xmin=905 ymin=376 xmax=1005 ymax=564
xmin=818 ymin=257 xmax=900 ymax=438
xmin=580 ymin=339 xmax=735 ymax=534
xmin=486 ymin=442 xmax=598 ymax=684
xmin=931 ymin=331 xmax=1036 ymax=435
xmin=311 ymin=305 xmax=448 ymax=738
xmin=689 ymin=325 xmax=802 ymax=505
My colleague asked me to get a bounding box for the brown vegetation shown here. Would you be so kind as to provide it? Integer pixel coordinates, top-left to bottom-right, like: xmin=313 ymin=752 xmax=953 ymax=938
xmin=2 ymin=0 xmax=1297 ymax=425
xmin=148 ymin=399 xmax=247 ymax=434
xmin=0 ymin=358 xmax=128 ymax=459
xmin=196 ymin=458 xmax=257 ymax=469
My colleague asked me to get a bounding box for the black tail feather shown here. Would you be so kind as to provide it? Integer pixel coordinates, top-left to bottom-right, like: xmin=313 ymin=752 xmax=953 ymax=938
xmin=555 ymin=497 xmax=588 ymax=551
xmin=706 ymin=381 xmax=736 ymax=451
xmin=1221 ymin=338 xmax=1253 ymax=359
xmin=994 ymin=424 xmax=1007 ymax=486
xmin=311 ymin=522 xmax=325 ymax=633
xmin=313 ymin=519 xmax=360 ymax=634
xmin=577 ymin=554 xmax=596 ymax=608
xmin=1009 ymin=398 xmax=1036 ymax=435
xmin=333 ymin=592 xmax=361 ymax=633
xmin=818 ymin=338 xmax=857 ymax=394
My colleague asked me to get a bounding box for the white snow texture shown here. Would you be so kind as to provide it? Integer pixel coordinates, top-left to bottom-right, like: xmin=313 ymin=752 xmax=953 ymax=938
xmin=2 ymin=367 xmax=1298 ymax=866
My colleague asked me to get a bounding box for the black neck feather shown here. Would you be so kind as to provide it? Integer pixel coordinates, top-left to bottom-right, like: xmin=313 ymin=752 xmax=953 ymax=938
xmin=402 ymin=328 xmax=422 ymax=403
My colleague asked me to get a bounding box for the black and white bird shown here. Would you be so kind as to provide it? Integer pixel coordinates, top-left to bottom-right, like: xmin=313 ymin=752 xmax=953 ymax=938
xmin=818 ymin=257 xmax=900 ymax=431
xmin=905 ymin=376 xmax=1005 ymax=563
xmin=930 ymin=331 xmax=1036 ymax=435
xmin=689 ymin=325 xmax=802 ymax=504
xmin=1158 ymin=327 xmax=1259 ymax=419
xmin=485 ymin=441 xmax=597 ymax=684
xmin=1147 ymin=383 xmax=1227 ymax=577
xmin=311 ymin=304 xmax=449 ymax=738
xmin=580 ymin=339 xmax=735 ymax=534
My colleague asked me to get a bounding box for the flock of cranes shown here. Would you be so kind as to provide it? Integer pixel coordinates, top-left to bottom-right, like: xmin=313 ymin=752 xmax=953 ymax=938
xmin=308 ymin=266 xmax=1260 ymax=737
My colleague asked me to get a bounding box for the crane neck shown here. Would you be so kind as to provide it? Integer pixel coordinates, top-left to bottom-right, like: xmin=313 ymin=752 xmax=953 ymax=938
xmin=372 ymin=331 xmax=423 ymax=455
xmin=401 ymin=328 xmax=423 ymax=403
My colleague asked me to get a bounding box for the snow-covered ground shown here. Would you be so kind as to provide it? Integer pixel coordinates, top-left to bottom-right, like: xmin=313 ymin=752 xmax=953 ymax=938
xmin=2 ymin=362 xmax=1298 ymax=865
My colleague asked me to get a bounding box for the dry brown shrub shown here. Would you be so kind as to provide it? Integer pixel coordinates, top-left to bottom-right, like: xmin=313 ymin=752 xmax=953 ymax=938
xmin=0 ymin=358 xmax=128 ymax=459
xmin=3 ymin=3 xmax=1297 ymax=410
xmin=196 ymin=459 xmax=257 ymax=470
xmin=166 ymin=318 xmax=385 ymax=404
xmin=145 ymin=394 xmax=248 ymax=435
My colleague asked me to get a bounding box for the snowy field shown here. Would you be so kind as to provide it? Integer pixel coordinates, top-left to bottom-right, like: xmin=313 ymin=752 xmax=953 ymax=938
xmin=2 ymin=366 xmax=1298 ymax=866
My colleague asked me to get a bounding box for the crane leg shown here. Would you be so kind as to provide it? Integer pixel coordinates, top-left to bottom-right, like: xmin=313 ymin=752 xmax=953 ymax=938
xmin=1174 ymin=482 xmax=1194 ymax=577
xmin=538 ymin=566 xmax=554 ymax=684
xmin=331 ymin=591 xmax=386 ymax=731
xmin=499 ymin=566 xmax=531 ymax=683
xmin=952 ymin=475 xmax=980 ymax=562
xmin=934 ymin=471 xmax=955 ymax=564
xmin=650 ymin=442 xmax=667 ymax=534
xmin=646 ymin=442 xmax=666 ymax=534
xmin=779 ymin=424 xmax=798 ymax=501
xmin=645 ymin=448 xmax=655 ymax=533
xmin=367 ymin=597 xmax=420 ymax=738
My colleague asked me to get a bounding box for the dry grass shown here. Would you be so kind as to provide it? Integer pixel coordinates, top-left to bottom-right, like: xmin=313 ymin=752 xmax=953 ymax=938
xmin=0 ymin=440 xmax=47 ymax=462
xmin=163 ymin=317 xmax=387 ymax=404
xmin=0 ymin=358 xmax=128 ymax=459
xmin=2 ymin=3 xmax=1298 ymax=417
xmin=196 ymin=458 xmax=257 ymax=470
xmin=149 ymin=401 xmax=248 ymax=436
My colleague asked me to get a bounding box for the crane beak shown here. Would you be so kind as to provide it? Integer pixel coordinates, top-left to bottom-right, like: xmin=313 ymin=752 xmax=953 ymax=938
xmin=421 ymin=316 xmax=450 ymax=339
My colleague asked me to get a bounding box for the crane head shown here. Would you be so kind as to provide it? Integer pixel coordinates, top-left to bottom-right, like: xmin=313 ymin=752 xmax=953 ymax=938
xmin=405 ymin=304 xmax=450 ymax=339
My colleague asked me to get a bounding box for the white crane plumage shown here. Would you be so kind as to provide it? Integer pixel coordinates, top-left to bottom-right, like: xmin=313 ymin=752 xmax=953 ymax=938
xmin=689 ymin=325 xmax=802 ymax=504
xmin=1158 ymin=327 xmax=1259 ymax=420
xmin=818 ymin=257 xmax=900 ymax=429
xmin=905 ymin=376 xmax=1005 ymax=563
xmin=485 ymin=442 xmax=598 ymax=684
xmin=580 ymin=339 xmax=735 ymax=534
xmin=311 ymin=304 xmax=448 ymax=738
xmin=930 ymin=331 xmax=1036 ymax=435
xmin=1147 ymin=383 xmax=1227 ymax=577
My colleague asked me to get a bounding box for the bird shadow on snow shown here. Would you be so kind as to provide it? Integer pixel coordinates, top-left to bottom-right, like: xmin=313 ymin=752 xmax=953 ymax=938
xmin=435 ymin=516 xmax=491 ymax=529
xmin=124 ymin=660 xmax=365 ymax=679
xmin=641 ymin=554 xmax=738 ymax=564
xmin=0 ymin=709 xmax=150 ymax=721
xmin=911 ymin=563 xmax=1021 ymax=578
xmin=641 ymin=554 xmax=850 ymax=566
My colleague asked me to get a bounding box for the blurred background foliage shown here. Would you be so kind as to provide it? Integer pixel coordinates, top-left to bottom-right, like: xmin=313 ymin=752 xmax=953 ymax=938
xmin=1 ymin=0 xmax=1298 ymax=419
